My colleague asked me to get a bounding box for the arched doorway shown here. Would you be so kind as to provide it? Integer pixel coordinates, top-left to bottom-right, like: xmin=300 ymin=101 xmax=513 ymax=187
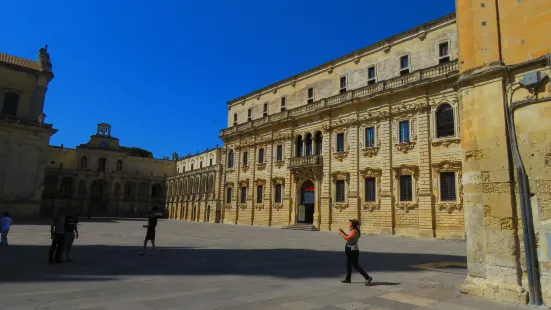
xmin=206 ymin=205 xmax=211 ymax=222
xmin=299 ymin=180 xmax=315 ymax=224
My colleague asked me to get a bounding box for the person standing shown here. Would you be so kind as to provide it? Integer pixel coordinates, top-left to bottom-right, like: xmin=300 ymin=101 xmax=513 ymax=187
xmin=1 ymin=212 xmax=12 ymax=247
xmin=138 ymin=207 xmax=161 ymax=256
xmin=49 ymin=215 xmax=66 ymax=264
xmin=64 ymin=215 xmax=79 ymax=262
xmin=339 ymin=219 xmax=373 ymax=286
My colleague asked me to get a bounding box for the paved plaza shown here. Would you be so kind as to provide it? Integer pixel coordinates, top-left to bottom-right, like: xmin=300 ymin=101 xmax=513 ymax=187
xmin=0 ymin=219 xmax=529 ymax=310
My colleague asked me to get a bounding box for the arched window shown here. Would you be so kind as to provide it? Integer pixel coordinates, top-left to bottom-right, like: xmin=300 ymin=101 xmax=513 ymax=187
xmin=305 ymin=133 xmax=313 ymax=156
xmin=116 ymin=160 xmax=123 ymax=171
xmin=1 ymin=92 xmax=19 ymax=116
xmin=296 ymin=136 xmax=303 ymax=157
xmin=80 ymin=156 xmax=88 ymax=169
xmin=228 ymin=150 xmax=234 ymax=168
xmin=436 ymin=103 xmax=455 ymax=138
xmin=315 ymin=131 xmax=323 ymax=155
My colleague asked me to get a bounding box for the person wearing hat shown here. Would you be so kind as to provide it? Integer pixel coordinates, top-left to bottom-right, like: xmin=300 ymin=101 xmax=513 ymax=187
xmin=338 ymin=219 xmax=372 ymax=286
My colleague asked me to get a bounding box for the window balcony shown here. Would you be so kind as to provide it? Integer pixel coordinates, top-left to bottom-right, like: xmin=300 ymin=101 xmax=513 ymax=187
xmin=289 ymin=155 xmax=322 ymax=168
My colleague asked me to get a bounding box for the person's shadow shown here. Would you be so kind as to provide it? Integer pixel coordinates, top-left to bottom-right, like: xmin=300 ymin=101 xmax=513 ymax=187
xmin=365 ymin=281 xmax=401 ymax=287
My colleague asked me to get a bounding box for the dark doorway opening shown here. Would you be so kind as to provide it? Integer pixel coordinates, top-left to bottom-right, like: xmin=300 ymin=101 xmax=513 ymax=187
xmin=299 ymin=180 xmax=315 ymax=224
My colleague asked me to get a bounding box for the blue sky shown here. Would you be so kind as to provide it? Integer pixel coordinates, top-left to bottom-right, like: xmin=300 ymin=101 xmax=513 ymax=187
xmin=1 ymin=0 xmax=454 ymax=159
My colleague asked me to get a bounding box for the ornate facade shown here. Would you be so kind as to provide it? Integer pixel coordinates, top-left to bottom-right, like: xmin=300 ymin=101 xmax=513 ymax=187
xmin=165 ymin=148 xmax=223 ymax=223
xmin=219 ymin=14 xmax=465 ymax=239
xmin=40 ymin=123 xmax=174 ymax=218
xmin=0 ymin=47 xmax=57 ymax=218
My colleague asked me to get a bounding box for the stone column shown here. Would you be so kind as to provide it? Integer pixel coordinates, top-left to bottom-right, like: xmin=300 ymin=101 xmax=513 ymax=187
xmin=320 ymin=122 xmax=332 ymax=231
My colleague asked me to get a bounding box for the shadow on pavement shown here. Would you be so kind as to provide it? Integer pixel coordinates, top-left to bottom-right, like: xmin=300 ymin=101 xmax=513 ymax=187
xmin=0 ymin=244 xmax=466 ymax=284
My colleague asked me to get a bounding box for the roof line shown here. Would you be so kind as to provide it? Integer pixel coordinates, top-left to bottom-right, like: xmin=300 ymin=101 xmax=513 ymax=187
xmin=226 ymin=12 xmax=456 ymax=105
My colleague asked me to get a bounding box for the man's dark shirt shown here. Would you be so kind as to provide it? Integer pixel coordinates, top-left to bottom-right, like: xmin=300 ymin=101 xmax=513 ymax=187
xmin=64 ymin=216 xmax=78 ymax=233
xmin=147 ymin=215 xmax=158 ymax=232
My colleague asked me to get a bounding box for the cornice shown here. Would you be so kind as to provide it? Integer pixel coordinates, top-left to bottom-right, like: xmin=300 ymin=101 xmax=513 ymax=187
xmin=226 ymin=13 xmax=456 ymax=106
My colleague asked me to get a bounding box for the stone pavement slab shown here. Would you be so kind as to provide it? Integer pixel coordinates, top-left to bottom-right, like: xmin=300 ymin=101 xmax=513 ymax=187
xmin=0 ymin=219 xmax=535 ymax=310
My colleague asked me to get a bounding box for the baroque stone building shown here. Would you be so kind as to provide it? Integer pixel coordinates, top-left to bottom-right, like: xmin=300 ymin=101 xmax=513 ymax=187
xmin=0 ymin=47 xmax=57 ymax=218
xmin=41 ymin=123 xmax=174 ymax=218
xmin=165 ymin=148 xmax=223 ymax=223
xmin=219 ymin=13 xmax=465 ymax=238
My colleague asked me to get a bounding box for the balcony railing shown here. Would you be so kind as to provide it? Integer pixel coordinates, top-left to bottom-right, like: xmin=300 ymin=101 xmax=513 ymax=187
xmin=289 ymin=155 xmax=322 ymax=168
xmin=221 ymin=60 xmax=458 ymax=137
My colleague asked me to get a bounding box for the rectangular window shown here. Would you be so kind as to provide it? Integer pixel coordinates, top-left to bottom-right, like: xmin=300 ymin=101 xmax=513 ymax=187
xmin=281 ymin=97 xmax=286 ymax=112
xmin=307 ymin=87 xmax=314 ymax=103
xmin=399 ymin=120 xmax=410 ymax=143
xmin=276 ymin=145 xmax=283 ymax=161
xmin=275 ymin=184 xmax=282 ymax=203
xmin=336 ymin=180 xmax=345 ymax=202
xmin=400 ymin=55 xmax=410 ymax=76
xmin=365 ymin=127 xmax=375 ymax=148
xmin=339 ymin=76 xmax=347 ymax=93
xmin=336 ymin=133 xmax=345 ymax=152
xmin=263 ymin=103 xmax=268 ymax=117
xmin=364 ymin=178 xmax=376 ymax=202
xmin=247 ymin=108 xmax=252 ymax=121
xmin=440 ymin=172 xmax=457 ymax=201
xmin=226 ymin=187 xmax=232 ymax=203
xmin=258 ymin=148 xmax=264 ymax=163
xmin=367 ymin=66 xmax=376 ymax=85
xmin=209 ymin=158 xmax=213 ymax=166
xmin=439 ymin=42 xmax=450 ymax=64
xmin=256 ymin=186 xmax=263 ymax=203
xmin=233 ymin=113 xmax=237 ymax=126
xmin=240 ymin=187 xmax=247 ymax=204
xmin=242 ymin=151 xmax=248 ymax=166
xmin=399 ymin=175 xmax=413 ymax=201
xmin=98 ymin=158 xmax=106 ymax=171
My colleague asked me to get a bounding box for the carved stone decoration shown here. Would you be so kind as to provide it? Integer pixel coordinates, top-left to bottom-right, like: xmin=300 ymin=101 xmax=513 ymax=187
xmin=360 ymin=168 xmax=382 ymax=212
xmin=257 ymin=163 xmax=267 ymax=171
xmin=255 ymin=204 xmax=265 ymax=211
xmin=273 ymin=88 xmax=277 ymax=94
xmin=272 ymin=177 xmax=285 ymax=186
xmin=241 ymin=165 xmax=249 ymax=173
xmin=417 ymin=27 xmax=427 ymax=41
xmin=321 ymin=124 xmax=331 ymax=133
xmin=225 ymin=204 xmax=232 ymax=210
xmin=292 ymin=167 xmax=322 ymax=183
xmin=275 ymin=160 xmax=286 ymax=169
xmin=239 ymin=179 xmax=250 ymax=187
xmin=332 ymin=171 xmax=350 ymax=182
xmin=383 ymin=41 xmax=391 ymax=53
xmin=327 ymin=63 xmax=334 ymax=74
xmin=256 ymin=92 xmax=261 ymax=100
xmin=438 ymin=201 xmax=462 ymax=214
xmin=226 ymin=168 xmax=235 ymax=174
xmin=431 ymin=138 xmax=461 ymax=147
xmin=334 ymin=203 xmax=349 ymax=211
xmin=239 ymin=203 xmax=247 ymax=210
xmin=255 ymin=178 xmax=266 ymax=186
xmin=362 ymin=147 xmax=380 ymax=157
xmin=225 ymin=182 xmax=235 ymax=188
xmin=334 ymin=151 xmax=349 ymax=161
xmin=395 ymin=142 xmax=416 ymax=153
xmin=396 ymin=202 xmax=419 ymax=213
xmin=273 ymin=132 xmax=292 ymax=143
xmin=354 ymin=52 xmax=361 ymax=64
xmin=273 ymin=203 xmax=284 ymax=210
xmin=291 ymin=78 xmax=297 ymax=87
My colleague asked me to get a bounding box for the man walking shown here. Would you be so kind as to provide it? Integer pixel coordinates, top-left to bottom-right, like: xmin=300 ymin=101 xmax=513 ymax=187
xmin=1 ymin=212 xmax=12 ymax=247
xmin=139 ymin=207 xmax=162 ymax=256
xmin=49 ymin=215 xmax=66 ymax=264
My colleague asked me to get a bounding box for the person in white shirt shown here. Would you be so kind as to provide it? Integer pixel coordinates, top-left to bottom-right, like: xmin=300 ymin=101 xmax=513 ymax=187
xmin=1 ymin=212 xmax=13 ymax=247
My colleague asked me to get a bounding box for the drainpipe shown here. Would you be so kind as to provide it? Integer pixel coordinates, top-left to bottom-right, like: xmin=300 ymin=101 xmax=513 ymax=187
xmin=503 ymin=54 xmax=551 ymax=306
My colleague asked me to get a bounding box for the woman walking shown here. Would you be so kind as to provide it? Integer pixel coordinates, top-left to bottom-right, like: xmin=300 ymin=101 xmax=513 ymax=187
xmin=339 ymin=219 xmax=372 ymax=286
